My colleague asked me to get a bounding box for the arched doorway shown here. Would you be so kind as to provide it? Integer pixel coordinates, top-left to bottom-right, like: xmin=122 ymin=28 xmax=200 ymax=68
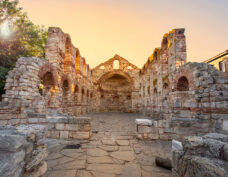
xmin=98 ymin=72 xmax=133 ymax=112
xmin=40 ymin=72 xmax=55 ymax=108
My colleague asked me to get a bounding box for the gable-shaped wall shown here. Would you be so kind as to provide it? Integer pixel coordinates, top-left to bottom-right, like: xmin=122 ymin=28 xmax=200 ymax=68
xmin=91 ymin=54 xmax=140 ymax=112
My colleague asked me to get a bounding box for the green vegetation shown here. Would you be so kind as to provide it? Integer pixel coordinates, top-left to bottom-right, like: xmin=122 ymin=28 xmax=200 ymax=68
xmin=0 ymin=0 xmax=47 ymax=98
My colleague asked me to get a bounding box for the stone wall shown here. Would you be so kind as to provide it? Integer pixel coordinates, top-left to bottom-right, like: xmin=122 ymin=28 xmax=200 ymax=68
xmin=0 ymin=27 xmax=95 ymax=127
xmin=46 ymin=116 xmax=91 ymax=140
xmin=138 ymin=29 xmax=228 ymax=139
xmin=0 ymin=125 xmax=47 ymax=177
xmin=172 ymin=133 xmax=228 ymax=177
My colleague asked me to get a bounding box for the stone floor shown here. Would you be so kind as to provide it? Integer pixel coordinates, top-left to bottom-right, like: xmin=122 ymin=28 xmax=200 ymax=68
xmin=44 ymin=112 xmax=172 ymax=177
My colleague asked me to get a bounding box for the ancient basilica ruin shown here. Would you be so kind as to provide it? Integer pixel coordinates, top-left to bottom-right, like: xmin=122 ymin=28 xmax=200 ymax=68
xmin=0 ymin=27 xmax=228 ymax=177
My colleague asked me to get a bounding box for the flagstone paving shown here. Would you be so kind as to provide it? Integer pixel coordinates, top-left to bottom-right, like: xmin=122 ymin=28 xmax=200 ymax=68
xmin=44 ymin=112 xmax=172 ymax=177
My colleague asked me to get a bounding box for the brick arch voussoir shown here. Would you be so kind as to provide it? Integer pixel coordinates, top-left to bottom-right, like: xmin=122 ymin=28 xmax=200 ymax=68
xmin=38 ymin=63 xmax=58 ymax=86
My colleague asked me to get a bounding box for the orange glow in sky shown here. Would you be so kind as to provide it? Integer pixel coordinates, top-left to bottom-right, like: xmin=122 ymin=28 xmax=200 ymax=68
xmin=20 ymin=0 xmax=228 ymax=68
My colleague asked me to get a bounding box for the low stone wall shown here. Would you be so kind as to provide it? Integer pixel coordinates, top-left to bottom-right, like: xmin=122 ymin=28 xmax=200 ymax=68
xmin=172 ymin=133 xmax=228 ymax=177
xmin=135 ymin=117 xmax=224 ymax=141
xmin=136 ymin=119 xmax=155 ymax=140
xmin=0 ymin=125 xmax=47 ymax=177
xmin=46 ymin=116 xmax=91 ymax=140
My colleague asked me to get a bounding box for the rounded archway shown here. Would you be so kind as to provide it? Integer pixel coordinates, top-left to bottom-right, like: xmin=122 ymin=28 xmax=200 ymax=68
xmin=98 ymin=71 xmax=134 ymax=112
xmin=177 ymin=76 xmax=189 ymax=91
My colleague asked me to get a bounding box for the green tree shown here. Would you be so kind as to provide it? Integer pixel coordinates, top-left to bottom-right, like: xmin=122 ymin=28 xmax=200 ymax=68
xmin=0 ymin=0 xmax=47 ymax=99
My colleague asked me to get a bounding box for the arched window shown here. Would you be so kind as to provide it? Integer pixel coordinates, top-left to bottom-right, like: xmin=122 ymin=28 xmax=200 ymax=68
xmin=154 ymin=52 xmax=158 ymax=61
xmin=147 ymin=86 xmax=150 ymax=95
xmin=177 ymin=76 xmax=189 ymax=91
xmin=64 ymin=38 xmax=71 ymax=73
xmin=41 ymin=72 xmax=54 ymax=91
xmin=163 ymin=83 xmax=168 ymax=89
xmin=113 ymin=60 xmax=119 ymax=69
xmin=74 ymin=85 xmax=79 ymax=93
xmin=81 ymin=88 xmax=85 ymax=95
xmin=162 ymin=37 xmax=168 ymax=64
xmin=39 ymin=72 xmax=55 ymax=106
xmin=81 ymin=88 xmax=85 ymax=102
xmin=154 ymin=88 xmax=157 ymax=94
xmin=62 ymin=80 xmax=69 ymax=95
xmin=75 ymin=49 xmax=80 ymax=74
xmin=162 ymin=37 xmax=168 ymax=50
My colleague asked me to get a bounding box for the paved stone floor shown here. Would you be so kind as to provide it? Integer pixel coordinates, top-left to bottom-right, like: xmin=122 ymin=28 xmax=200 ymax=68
xmin=44 ymin=112 xmax=172 ymax=177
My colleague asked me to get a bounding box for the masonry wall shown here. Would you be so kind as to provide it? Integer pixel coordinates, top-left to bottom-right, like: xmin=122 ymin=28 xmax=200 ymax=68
xmin=138 ymin=29 xmax=228 ymax=139
xmin=0 ymin=27 xmax=94 ymax=127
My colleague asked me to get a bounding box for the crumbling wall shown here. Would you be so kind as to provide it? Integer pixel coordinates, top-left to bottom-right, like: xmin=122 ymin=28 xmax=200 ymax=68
xmin=0 ymin=125 xmax=47 ymax=177
xmin=45 ymin=27 xmax=93 ymax=116
xmin=138 ymin=28 xmax=228 ymax=139
xmin=172 ymin=133 xmax=228 ymax=177
xmin=0 ymin=27 xmax=227 ymax=140
xmin=0 ymin=27 xmax=94 ymax=127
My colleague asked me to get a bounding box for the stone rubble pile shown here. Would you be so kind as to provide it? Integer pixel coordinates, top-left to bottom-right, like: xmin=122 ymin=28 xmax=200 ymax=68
xmin=172 ymin=133 xmax=228 ymax=177
xmin=0 ymin=125 xmax=48 ymax=177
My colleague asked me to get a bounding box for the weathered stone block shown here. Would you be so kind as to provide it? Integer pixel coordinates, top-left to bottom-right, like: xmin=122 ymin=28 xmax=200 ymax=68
xmin=60 ymin=131 xmax=69 ymax=139
xmin=56 ymin=123 xmax=65 ymax=130
xmin=148 ymin=133 xmax=159 ymax=140
xmin=28 ymin=118 xmax=39 ymax=123
xmin=0 ymin=135 xmax=26 ymax=152
xmin=65 ymin=124 xmax=78 ymax=131
xmin=223 ymin=120 xmax=228 ymax=131
xmin=72 ymin=131 xmax=90 ymax=140
xmin=137 ymin=125 xmax=152 ymax=133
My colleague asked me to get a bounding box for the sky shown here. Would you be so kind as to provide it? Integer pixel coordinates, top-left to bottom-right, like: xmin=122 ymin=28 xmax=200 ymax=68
xmin=19 ymin=0 xmax=228 ymax=68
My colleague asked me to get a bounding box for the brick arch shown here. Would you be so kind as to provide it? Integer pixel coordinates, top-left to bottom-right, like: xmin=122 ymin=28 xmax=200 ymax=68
xmin=161 ymin=36 xmax=168 ymax=49
xmin=173 ymin=68 xmax=195 ymax=91
xmin=61 ymin=74 xmax=72 ymax=92
xmin=75 ymin=48 xmax=80 ymax=74
xmin=73 ymin=81 xmax=80 ymax=93
xmin=152 ymin=48 xmax=160 ymax=63
xmin=161 ymin=36 xmax=169 ymax=64
xmin=81 ymin=86 xmax=86 ymax=95
xmin=64 ymin=35 xmax=72 ymax=74
xmin=38 ymin=63 xmax=58 ymax=86
xmin=97 ymin=70 xmax=134 ymax=88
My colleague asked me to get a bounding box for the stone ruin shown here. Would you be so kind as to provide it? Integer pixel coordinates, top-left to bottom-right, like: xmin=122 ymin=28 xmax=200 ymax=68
xmin=0 ymin=27 xmax=227 ymax=177
xmin=172 ymin=133 xmax=228 ymax=177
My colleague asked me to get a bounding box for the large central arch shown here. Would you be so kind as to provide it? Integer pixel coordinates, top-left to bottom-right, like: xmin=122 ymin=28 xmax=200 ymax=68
xmin=97 ymin=71 xmax=134 ymax=112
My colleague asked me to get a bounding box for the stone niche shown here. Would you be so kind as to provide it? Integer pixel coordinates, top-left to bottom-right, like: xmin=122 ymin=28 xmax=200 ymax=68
xmin=0 ymin=125 xmax=47 ymax=177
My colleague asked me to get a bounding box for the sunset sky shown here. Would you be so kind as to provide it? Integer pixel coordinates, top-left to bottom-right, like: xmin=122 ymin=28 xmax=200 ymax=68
xmin=19 ymin=0 xmax=228 ymax=68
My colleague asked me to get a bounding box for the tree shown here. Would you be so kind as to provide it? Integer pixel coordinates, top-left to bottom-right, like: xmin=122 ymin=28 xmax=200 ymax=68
xmin=0 ymin=0 xmax=47 ymax=99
